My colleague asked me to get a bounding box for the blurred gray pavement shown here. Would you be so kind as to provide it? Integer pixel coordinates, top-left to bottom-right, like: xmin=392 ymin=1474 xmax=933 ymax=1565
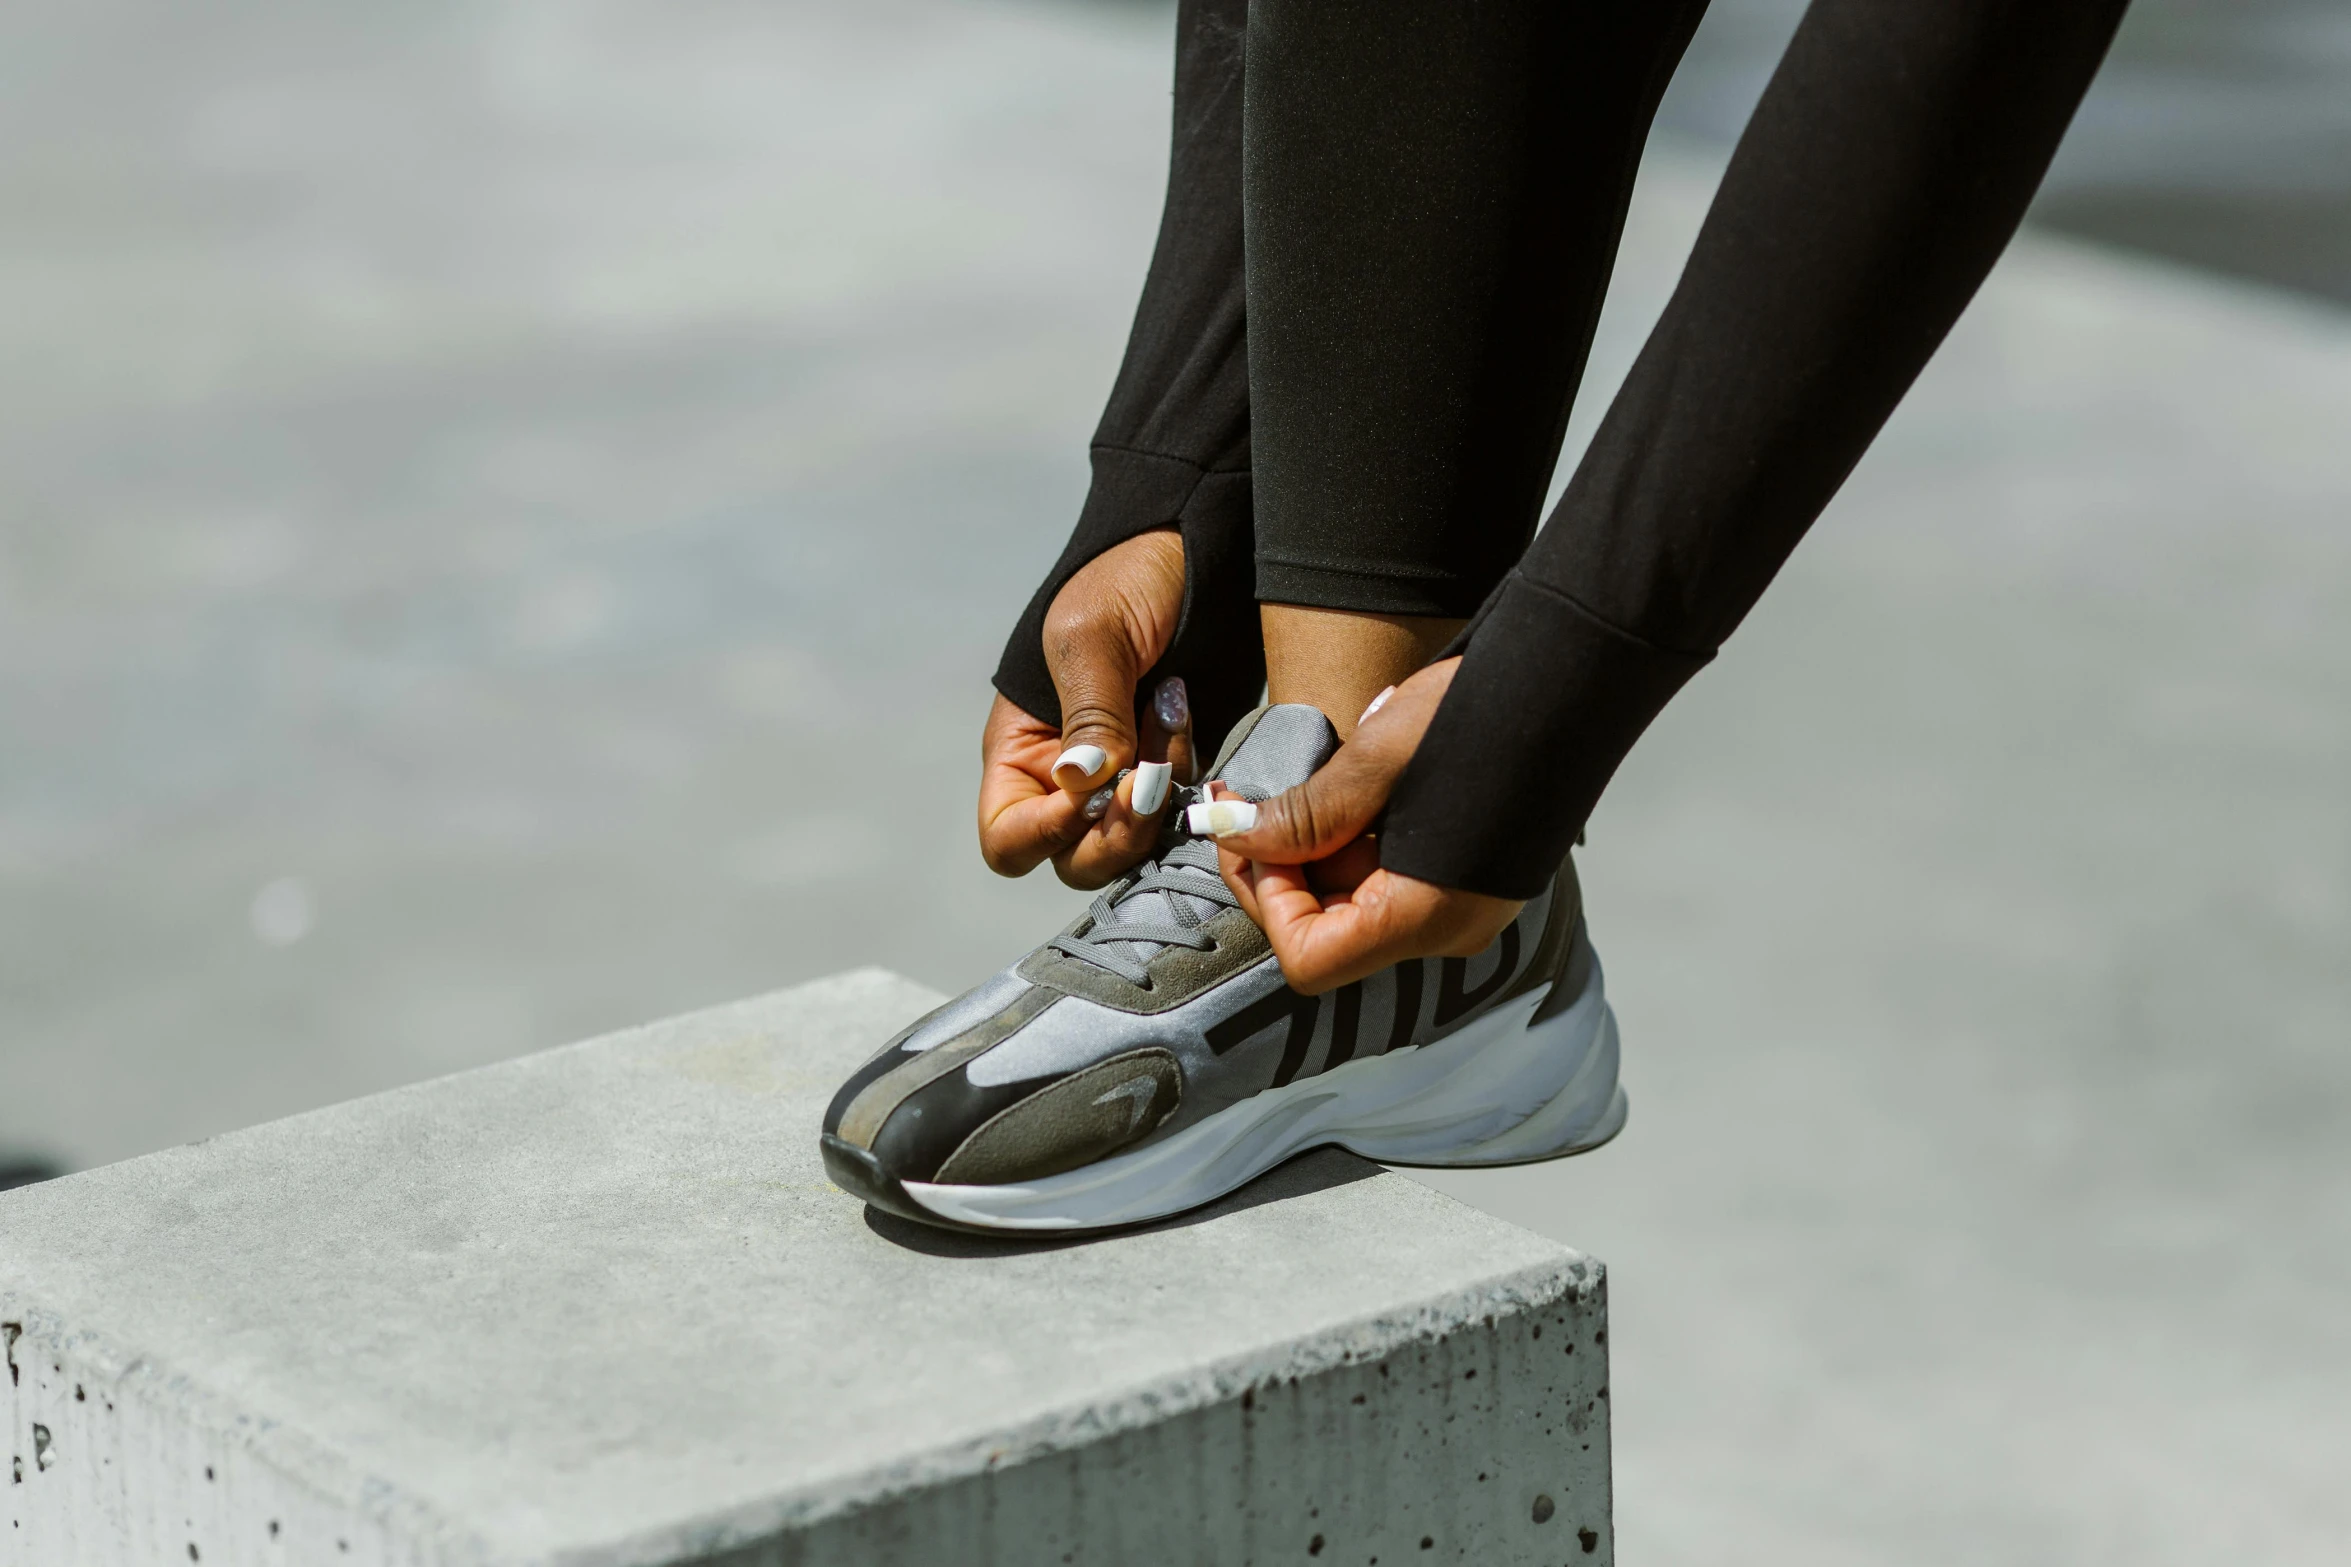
xmin=2 ymin=0 xmax=1151 ymax=1164
xmin=5 ymin=1 xmax=2350 ymax=1562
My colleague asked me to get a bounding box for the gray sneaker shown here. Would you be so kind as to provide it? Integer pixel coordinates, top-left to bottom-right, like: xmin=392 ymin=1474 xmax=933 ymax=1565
xmin=820 ymin=704 xmax=1626 ymax=1232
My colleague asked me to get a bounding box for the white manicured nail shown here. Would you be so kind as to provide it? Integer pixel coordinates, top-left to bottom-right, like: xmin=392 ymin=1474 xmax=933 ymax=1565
xmin=1053 ymin=744 xmax=1109 ymax=789
xmin=1360 ymin=685 xmax=1397 ymax=724
xmin=1131 ymin=760 xmax=1172 ymax=815
xmin=1184 ymin=799 xmax=1258 ymax=836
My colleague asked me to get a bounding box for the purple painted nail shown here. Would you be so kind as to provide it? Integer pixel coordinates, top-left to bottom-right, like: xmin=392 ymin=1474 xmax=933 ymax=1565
xmin=1154 ymin=676 xmax=1190 ymax=731
xmin=1084 ymin=780 xmax=1118 ymax=821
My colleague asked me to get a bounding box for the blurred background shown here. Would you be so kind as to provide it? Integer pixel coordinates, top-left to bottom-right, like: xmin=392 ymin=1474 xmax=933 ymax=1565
xmin=4 ymin=0 xmax=2347 ymax=1560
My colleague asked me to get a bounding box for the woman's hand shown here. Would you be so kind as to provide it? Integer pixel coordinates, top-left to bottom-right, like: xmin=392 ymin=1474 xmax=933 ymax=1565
xmin=977 ymin=529 xmax=1197 ymax=888
xmin=1209 ymin=659 xmax=1523 ymax=994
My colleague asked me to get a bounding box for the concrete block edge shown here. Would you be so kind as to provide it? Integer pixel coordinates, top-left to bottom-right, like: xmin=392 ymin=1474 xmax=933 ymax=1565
xmin=577 ymin=1254 xmax=1604 ymax=1565
xmin=8 ymin=1255 xmax=1602 ymax=1567
xmin=3 ymin=1297 xmax=503 ymax=1565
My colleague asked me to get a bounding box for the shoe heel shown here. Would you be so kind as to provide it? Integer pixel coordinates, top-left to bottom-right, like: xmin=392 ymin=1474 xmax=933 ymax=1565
xmin=1334 ymin=945 xmax=1626 ymax=1168
xmin=1405 ymin=1013 xmax=1628 ymax=1167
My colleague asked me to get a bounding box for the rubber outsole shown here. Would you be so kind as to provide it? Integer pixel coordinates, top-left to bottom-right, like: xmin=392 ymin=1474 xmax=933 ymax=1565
xmin=885 ymin=935 xmax=1624 ymax=1233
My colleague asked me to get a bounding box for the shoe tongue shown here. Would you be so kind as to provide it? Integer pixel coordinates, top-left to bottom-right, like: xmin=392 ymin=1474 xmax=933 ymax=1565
xmin=1082 ymin=706 xmax=1340 ymax=973
xmin=1208 ymin=704 xmax=1341 ymax=801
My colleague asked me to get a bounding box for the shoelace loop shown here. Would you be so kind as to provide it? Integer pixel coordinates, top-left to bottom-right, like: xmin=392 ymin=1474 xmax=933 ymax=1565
xmin=1047 ymin=837 xmax=1240 ymax=987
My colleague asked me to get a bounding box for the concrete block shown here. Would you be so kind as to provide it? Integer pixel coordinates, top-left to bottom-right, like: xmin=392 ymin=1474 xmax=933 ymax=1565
xmin=2 ymin=969 xmax=1610 ymax=1566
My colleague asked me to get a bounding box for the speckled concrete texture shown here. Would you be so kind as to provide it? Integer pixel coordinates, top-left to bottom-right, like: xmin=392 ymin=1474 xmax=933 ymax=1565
xmin=0 ymin=969 xmax=1610 ymax=1566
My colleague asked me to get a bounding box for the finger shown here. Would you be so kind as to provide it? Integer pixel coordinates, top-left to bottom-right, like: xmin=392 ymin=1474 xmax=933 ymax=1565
xmin=977 ymin=694 xmax=1091 ymax=877
xmin=1130 ymin=758 xmax=1174 ymax=817
xmin=1241 ymin=861 xmax=1410 ymax=995
xmin=1144 ymin=675 xmax=1198 ymax=785
xmin=1042 ymin=617 xmax=1139 ymax=791
xmin=1225 ymin=856 xmax=1522 ymax=994
xmin=1304 ymin=872 xmax=1519 ymax=972
xmin=1212 ymin=827 xmax=1287 ymax=930
xmin=1197 ymin=660 xmax=1459 ymax=863
xmin=1053 ymin=771 xmax=1166 ymax=889
xmin=984 ymin=788 xmax=1090 ymax=877
xmin=1213 ymin=852 xmax=1359 ymax=987
xmin=1202 ymin=743 xmax=1393 ymax=865
xmin=980 ymin=748 xmax=1089 ymax=876
xmin=1219 ymin=844 xmax=1265 ymax=926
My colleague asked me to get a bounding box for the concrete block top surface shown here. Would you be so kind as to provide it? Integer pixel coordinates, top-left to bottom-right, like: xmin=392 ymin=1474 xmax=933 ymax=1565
xmin=0 ymin=970 xmax=1594 ymax=1565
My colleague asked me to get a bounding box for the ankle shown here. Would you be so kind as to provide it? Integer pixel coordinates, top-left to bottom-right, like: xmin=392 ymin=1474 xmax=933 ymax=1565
xmin=1260 ymin=605 xmax=1463 ymax=739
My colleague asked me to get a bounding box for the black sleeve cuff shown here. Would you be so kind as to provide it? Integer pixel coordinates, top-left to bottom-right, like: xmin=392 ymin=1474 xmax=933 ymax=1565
xmin=991 ymin=444 xmax=1264 ymax=756
xmin=1379 ymin=572 xmax=1713 ymax=901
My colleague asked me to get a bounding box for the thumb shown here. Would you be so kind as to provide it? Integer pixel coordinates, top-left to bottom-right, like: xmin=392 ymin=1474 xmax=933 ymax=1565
xmin=1042 ymin=606 xmax=1145 ymax=792
xmin=1203 ymin=656 xmax=1457 ymax=863
xmin=1206 ymin=742 xmax=1400 ymax=865
xmin=1041 ymin=531 xmax=1184 ymax=792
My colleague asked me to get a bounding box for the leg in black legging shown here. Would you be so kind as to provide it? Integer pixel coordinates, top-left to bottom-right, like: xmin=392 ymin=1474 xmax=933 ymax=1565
xmin=992 ymin=0 xmax=1265 ymax=753
xmin=996 ymin=0 xmax=1707 ymax=744
xmin=1244 ymin=0 xmax=1712 ymax=621
xmin=1380 ymin=0 xmax=2128 ymax=897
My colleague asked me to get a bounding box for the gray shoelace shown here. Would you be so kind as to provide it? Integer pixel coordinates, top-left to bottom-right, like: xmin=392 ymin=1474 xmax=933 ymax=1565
xmin=1047 ymin=836 xmax=1239 ymax=988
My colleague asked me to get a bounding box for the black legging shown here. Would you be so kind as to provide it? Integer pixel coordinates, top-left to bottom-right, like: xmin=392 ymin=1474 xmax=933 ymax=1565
xmin=997 ymin=0 xmax=2128 ymax=899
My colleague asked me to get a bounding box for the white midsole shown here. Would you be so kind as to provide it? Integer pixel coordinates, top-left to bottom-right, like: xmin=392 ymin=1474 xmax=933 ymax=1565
xmin=902 ymin=936 xmax=1624 ymax=1231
